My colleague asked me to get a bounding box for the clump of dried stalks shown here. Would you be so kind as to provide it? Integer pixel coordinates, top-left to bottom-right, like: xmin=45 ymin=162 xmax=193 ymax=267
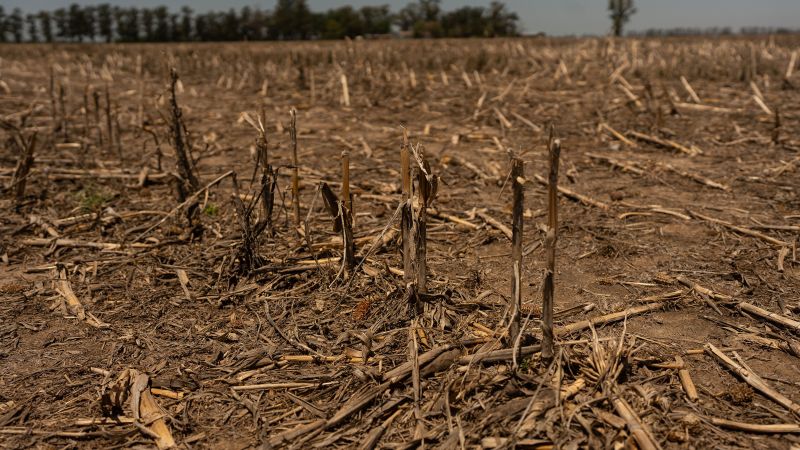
xmin=3 ymin=35 xmax=800 ymax=450
xmin=228 ymin=172 xmax=264 ymax=282
xmin=1 ymin=115 xmax=37 ymax=211
xmin=167 ymin=68 xmax=199 ymax=214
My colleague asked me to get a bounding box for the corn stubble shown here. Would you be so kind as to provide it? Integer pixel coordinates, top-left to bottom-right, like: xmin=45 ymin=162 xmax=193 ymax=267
xmin=2 ymin=36 xmax=799 ymax=449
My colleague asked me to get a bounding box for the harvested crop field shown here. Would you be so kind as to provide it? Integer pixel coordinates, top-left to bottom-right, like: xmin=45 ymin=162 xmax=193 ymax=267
xmin=1 ymin=36 xmax=800 ymax=449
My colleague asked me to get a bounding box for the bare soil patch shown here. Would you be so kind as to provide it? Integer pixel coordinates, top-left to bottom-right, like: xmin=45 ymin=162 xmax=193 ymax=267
xmin=1 ymin=37 xmax=799 ymax=449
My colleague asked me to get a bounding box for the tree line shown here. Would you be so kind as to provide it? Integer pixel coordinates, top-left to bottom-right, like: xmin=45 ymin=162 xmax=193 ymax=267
xmin=0 ymin=0 xmax=520 ymax=43
xmin=630 ymin=26 xmax=799 ymax=37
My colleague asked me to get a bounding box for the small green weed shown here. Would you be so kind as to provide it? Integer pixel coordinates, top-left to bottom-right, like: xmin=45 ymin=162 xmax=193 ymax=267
xmin=202 ymin=203 xmax=219 ymax=216
xmin=76 ymin=185 xmax=112 ymax=212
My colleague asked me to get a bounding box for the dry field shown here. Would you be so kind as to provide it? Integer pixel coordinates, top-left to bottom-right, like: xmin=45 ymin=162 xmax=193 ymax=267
xmin=1 ymin=36 xmax=800 ymax=449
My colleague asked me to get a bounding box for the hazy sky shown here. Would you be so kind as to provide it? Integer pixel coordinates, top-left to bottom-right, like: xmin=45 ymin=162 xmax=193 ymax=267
xmin=4 ymin=0 xmax=799 ymax=36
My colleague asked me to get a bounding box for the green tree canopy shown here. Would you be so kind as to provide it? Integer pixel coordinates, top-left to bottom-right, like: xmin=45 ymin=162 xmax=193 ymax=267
xmin=3 ymin=1 xmax=522 ymax=43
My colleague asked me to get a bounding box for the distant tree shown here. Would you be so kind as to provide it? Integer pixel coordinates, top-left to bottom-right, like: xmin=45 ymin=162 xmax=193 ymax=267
xmin=9 ymin=8 xmax=23 ymax=43
xmin=239 ymin=6 xmax=254 ymax=40
xmin=194 ymin=13 xmax=207 ymax=41
xmin=84 ymin=6 xmax=97 ymax=41
xmin=68 ymin=3 xmax=89 ymax=41
xmin=0 ymin=6 xmax=6 ymax=43
xmin=112 ymin=7 xmax=124 ymax=40
xmin=195 ymin=12 xmax=215 ymax=41
xmin=26 ymin=14 xmax=39 ymax=42
xmin=395 ymin=3 xmax=416 ymax=31
xmin=397 ymin=0 xmax=443 ymax=37
xmin=485 ymin=1 xmax=519 ymax=37
xmin=179 ymin=6 xmax=193 ymax=40
xmin=5 ymin=1 xmax=525 ymax=43
xmin=115 ymin=7 xmax=140 ymax=42
xmin=39 ymin=11 xmax=53 ymax=42
xmin=195 ymin=11 xmax=225 ymax=41
xmin=169 ymin=13 xmax=179 ymax=41
xmin=54 ymin=8 xmax=70 ymax=41
xmin=96 ymin=4 xmax=113 ymax=42
xmin=637 ymin=26 xmax=734 ymax=37
xmin=442 ymin=6 xmax=485 ymax=38
xmin=271 ymin=0 xmax=312 ymax=40
xmin=251 ymin=8 xmax=270 ymax=40
xmin=154 ymin=6 xmax=170 ymax=41
xmin=127 ymin=8 xmax=141 ymax=41
xmin=320 ymin=6 xmax=363 ymax=39
xmin=419 ymin=0 xmax=442 ymax=22
xmin=210 ymin=11 xmax=226 ymax=40
xmin=608 ymin=0 xmax=636 ymax=37
xmin=141 ymin=8 xmax=155 ymax=41
xmin=359 ymin=5 xmax=392 ymax=35
xmin=222 ymin=8 xmax=239 ymax=40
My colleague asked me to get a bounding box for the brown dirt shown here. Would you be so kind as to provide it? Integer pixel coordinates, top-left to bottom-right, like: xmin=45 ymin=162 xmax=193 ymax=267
xmin=1 ymin=37 xmax=799 ymax=449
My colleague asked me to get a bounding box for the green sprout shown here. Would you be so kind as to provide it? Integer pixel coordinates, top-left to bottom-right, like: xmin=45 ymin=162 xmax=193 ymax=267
xmin=76 ymin=185 xmax=112 ymax=212
xmin=202 ymin=203 xmax=219 ymax=216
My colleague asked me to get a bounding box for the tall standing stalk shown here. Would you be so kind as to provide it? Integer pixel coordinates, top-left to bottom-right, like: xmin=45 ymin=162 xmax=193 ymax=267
xmin=114 ymin=103 xmax=123 ymax=162
xmin=7 ymin=131 xmax=36 ymax=211
xmin=60 ymin=84 xmax=68 ymax=142
xmin=105 ymin=83 xmax=114 ymax=157
xmin=49 ymin=67 xmax=57 ymax=143
xmin=309 ymin=68 xmax=316 ymax=105
xmin=542 ymin=136 xmax=561 ymax=362
xmin=341 ymin=150 xmax=355 ymax=273
xmin=93 ymin=90 xmax=103 ymax=148
xmin=414 ymin=164 xmax=428 ymax=295
xmin=82 ymin=85 xmax=89 ymax=141
xmin=509 ymin=156 xmax=524 ymax=348
xmin=290 ymin=108 xmax=300 ymax=232
xmin=168 ymin=68 xmax=199 ymax=208
xmin=136 ymin=54 xmax=145 ymax=129
xmin=341 ymin=150 xmax=351 ymax=216
xmin=411 ymin=144 xmax=436 ymax=296
xmin=401 ymin=128 xmax=412 ymax=287
xmin=340 ymin=73 xmax=350 ymax=107
xmin=256 ymin=125 xmax=275 ymax=236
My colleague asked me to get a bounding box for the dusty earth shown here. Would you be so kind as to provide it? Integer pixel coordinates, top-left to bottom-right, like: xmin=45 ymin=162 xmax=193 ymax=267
xmin=1 ymin=36 xmax=800 ymax=449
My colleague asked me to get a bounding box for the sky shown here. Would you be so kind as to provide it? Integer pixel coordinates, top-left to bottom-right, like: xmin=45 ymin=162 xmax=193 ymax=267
xmin=3 ymin=0 xmax=799 ymax=36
